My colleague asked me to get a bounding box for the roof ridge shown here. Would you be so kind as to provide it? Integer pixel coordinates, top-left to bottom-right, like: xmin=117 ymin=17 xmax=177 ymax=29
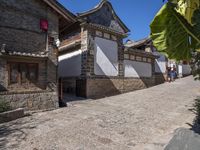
xmin=77 ymin=0 xmax=109 ymax=16
xmin=77 ymin=0 xmax=130 ymax=33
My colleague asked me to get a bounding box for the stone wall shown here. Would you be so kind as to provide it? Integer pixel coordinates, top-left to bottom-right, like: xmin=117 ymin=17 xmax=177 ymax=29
xmin=0 ymin=91 xmax=58 ymax=111
xmin=0 ymin=58 xmax=7 ymax=91
xmin=0 ymin=0 xmax=60 ymax=110
xmin=62 ymin=78 xmax=77 ymax=95
xmin=0 ymin=0 xmax=59 ymax=91
xmin=86 ymin=77 xmax=155 ymax=99
xmin=154 ymin=73 xmax=167 ymax=85
xmin=0 ymin=57 xmax=48 ymax=92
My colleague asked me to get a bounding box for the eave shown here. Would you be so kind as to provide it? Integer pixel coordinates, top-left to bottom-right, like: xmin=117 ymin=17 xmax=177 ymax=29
xmin=0 ymin=48 xmax=48 ymax=60
xmin=59 ymin=40 xmax=81 ymax=54
xmin=125 ymin=38 xmax=152 ymax=49
xmin=42 ymin=0 xmax=77 ymax=23
xmin=124 ymin=48 xmax=159 ymax=59
xmin=82 ymin=23 xmax=128 ymax=38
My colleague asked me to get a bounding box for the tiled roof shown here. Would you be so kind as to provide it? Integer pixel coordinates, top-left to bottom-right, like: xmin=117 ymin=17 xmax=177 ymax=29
xmin=87 ymin=23 xmax=128 ymax=37
xmin=42 ymin=0 xmax=77 ymax=22
xmin=0 ymin=44 xmax=48 ymax=58
xmin=59 ymin=40 xmax=81 ymax=52
xmin=125 ymin=38 xmax=152 ymax=48
xmin=125 ymin=48 xmax=158 ymax=59
xmin=60 ymin=34 xmax=81 ymax=47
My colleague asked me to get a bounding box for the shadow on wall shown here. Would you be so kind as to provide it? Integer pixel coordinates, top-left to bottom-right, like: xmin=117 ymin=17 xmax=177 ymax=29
xmin=58 ymin=50 xmax=82 ymax=77
xmin=94 ymin=37 xmax=118 ymax=76
xmin=188 ymin=97 xmax=200 ymax=134
xmin=154 ymin=60 xmax=166 ymax=85
xmin=89 ymin=63 xmax=121 ymax=99
xmin=87 ymin=63 xmax=155 ymax=99
xmin=46 ymin=58 xmax=58 ymax=92
xmin=60 ymin=58 xmax=158 ymax=100
xmin=154 ymin=54 xmax=167 ymax=84
xmin=59 ymin=39 xmax=164 ymax=100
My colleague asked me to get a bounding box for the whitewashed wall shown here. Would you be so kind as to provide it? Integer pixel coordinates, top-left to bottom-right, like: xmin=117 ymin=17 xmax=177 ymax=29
xmin=94 ymin=37 xmax=118 ymax=76
xmin=58 ymin=50 xmax=82 ymax=77
xmin=178 ymin=64 xmax=191 ymax=77
xmin=182 ymin=64 xmax=191 ymax=75
xmin=124 ymin=60 xmax=152 ymax=77
xmin=153 ymin=52 xmax=167 ymax=73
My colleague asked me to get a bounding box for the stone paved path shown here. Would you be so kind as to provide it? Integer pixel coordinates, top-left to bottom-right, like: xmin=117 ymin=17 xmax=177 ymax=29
xmin=0 ymin=76 xmax=200 ymax=150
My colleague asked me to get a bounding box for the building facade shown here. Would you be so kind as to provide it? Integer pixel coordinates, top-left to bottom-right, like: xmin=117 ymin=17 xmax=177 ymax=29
xmin=58 ymin=0 xmax=157 ymax=99
xmin=0 ymin=0 xmax=76 ymax=110
xmin=125 ymin=38 xmax=192 ymax=83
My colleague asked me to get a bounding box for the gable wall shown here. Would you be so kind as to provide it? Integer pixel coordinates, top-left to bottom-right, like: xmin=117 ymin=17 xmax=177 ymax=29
xmin=84 ymin=3 xmax=125 ymax=33
xmin=82 ymin=26 xmax=124 ymax=77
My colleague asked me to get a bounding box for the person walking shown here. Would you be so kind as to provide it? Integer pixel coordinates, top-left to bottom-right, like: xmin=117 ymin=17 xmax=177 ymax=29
xmin=170 ymin=68 xmax=176 ymax=82
xmin=167 ymin=67 xmax=171 ymax=82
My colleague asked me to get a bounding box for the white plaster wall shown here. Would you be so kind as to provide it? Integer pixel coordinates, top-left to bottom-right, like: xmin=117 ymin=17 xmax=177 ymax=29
xmin=155 ymin=56 xmax=167 ymax=73
xmin=58 ymin=50 xmax=82 ymax=77
xmin=153 ymin=52 xmax=167 ymax=73
xmin=178 ymin=65 xmax=183 ymax=77
xmin=178 ymin=64 xmax=191 ymax=76
xmin=124 ymin=60 xmax=152 ymax=77
xmin=94 ymin=37 xmax=118 ymax=76
xmin=182 ymin=64 xmax=191 ymax=75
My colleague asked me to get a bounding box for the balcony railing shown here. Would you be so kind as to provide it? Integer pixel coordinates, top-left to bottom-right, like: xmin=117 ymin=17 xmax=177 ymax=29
xmin=60 ymin=34 xmax=81 ymax=47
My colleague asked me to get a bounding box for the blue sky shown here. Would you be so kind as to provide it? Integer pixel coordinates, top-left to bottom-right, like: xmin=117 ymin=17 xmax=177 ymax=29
xmin=58 ymin=0 xmax=165 ymax=41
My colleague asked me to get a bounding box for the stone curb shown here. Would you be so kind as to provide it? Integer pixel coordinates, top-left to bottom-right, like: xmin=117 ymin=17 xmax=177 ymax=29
xmin=0 ymin=108 xmax=25 ymax=124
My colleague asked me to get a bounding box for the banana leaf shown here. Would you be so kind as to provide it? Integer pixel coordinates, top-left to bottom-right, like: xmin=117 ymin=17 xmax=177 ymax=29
xmin=171 ymin=0 xmax=200 ymax=25
xmin=150 ymin=2 xmax=200 ymax=60
xmin=192 ymin=8 xmax=200 ymax=50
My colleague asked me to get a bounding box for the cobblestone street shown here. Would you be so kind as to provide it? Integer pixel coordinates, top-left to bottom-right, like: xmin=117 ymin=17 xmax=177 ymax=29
xmin=0 ymin=76 xmax=200 ymax=150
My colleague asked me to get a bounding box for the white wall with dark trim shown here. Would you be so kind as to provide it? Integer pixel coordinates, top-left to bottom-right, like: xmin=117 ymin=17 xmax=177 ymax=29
xmin=124 ymin=60 xmax=152 ymax=77
xmin=94 ymin=37 xmax=119 ymax=76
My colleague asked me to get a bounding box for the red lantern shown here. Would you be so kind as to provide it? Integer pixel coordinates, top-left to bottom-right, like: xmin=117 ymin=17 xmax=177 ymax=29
xmin=40 ymin=19 xmax=48 ymax=31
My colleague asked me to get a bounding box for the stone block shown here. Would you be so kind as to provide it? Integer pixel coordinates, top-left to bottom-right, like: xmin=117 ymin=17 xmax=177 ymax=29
xmin=165 ymin=128 xmax=200 ymax=150
xmin=0 ymin=108 xmax=24 ymax=123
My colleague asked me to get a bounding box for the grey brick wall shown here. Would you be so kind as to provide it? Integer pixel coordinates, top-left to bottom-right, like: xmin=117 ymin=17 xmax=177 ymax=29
xmin=0 ymin=0 xmax=59 ymax=53
xmin=86 ymin=77 xmax=155 ymax=99
xmin=0 ymin=0 xmax=59 ymax=110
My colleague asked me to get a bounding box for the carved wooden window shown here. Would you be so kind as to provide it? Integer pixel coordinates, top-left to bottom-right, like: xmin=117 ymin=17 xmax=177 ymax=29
xmin=96 ymin=30 xmax=103 ymax=37
xmin=8 ymin=62 xmax=38 ymax=84
xmin=104 ymin=33 xmax=110 ymax=39
xmin=10 ymin=63 xmax=18 ymax=84
xmin=28 ymin=64 xmax=38 ymax=82
xmin=20 ymin=64 xmax=28 ymax=83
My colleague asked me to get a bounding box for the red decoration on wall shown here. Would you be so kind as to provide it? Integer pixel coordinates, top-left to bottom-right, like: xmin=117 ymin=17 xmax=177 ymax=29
xmin=40 ymin=19 xmax=48 ymax=31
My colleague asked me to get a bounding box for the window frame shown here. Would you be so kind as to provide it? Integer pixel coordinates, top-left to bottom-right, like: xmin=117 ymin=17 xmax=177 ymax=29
xmin=28 ymin=63 xmax=39 ymax=82
xmin=8 ymin=62 xmax=39 ymax=85
xmin=9 ymin=62 xmax=19 ymax=84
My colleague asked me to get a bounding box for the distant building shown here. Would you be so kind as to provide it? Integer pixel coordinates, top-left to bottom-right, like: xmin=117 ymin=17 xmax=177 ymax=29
xmin=0 ymin=0 xmax=76 ymax=110
xmin=58 ymin=0 xmax=158 ymax=99
xmin=125 ymin=38 xmax=191 ymax=83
